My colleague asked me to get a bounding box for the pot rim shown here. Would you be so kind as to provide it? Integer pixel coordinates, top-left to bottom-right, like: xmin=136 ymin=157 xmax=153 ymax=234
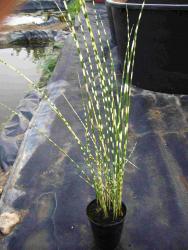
xmin=106 ymin=0 xmax=188 ymax=10
xmin=86 ymin=199 xmax=127 ymax=228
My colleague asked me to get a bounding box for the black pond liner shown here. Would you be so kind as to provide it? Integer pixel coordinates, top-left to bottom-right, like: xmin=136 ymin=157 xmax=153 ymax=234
xmin=0 ymin=91 xmax=41 ymax=171
xmin=87 ymin=199 xmax=127 ymax=250
xmin=106 ymin=0 xmax=188 ymax=94
xmin=19 ymin=0 xmax=70 ymax=12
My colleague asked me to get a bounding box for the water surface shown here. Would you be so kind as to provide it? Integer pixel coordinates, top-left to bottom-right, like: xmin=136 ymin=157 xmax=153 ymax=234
xmin=0 ymin=48 xmax=41 ymax=125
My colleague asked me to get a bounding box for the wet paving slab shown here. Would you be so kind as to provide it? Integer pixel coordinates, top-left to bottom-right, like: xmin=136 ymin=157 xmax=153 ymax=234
xmin=0 ymin=3 xmax=188 ymax=250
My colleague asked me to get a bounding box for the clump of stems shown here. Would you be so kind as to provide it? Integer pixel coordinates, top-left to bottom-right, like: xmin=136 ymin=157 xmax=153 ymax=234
xmin=0 ymin=0 xmax=144 ymax=219
xmin=61 ymin=0 xmax=144 ymax=218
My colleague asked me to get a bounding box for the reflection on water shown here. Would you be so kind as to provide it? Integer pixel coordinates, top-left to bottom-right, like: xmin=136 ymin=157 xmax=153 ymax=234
xmin=4 ymin=15 xmax=45 ymax=26
xmin=14 ymin=46 xmax=50 ymax=62
xmin=0 ymin=47 xmax=41 ymax=125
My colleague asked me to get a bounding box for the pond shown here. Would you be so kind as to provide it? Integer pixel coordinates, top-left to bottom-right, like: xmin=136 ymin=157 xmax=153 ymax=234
xmin=0 ymin=47 xmax=42 ymax=126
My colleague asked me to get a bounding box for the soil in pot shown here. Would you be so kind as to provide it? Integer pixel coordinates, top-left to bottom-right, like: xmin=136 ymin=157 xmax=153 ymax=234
xmin=87 ymin=199 xmax=126 ymax=250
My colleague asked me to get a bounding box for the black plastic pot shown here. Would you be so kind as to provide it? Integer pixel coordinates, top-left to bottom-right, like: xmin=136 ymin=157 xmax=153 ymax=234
xmin=87 ymin=199 xmax=127 ymax=250
xmin=106 ymin=0 xmax=188 ymax=94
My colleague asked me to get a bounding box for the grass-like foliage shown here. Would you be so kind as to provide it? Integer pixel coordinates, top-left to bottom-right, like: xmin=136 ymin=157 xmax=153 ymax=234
xmin=60 ymin=0 xmax=144 ymax=218
xmin=67 ymin=0 xmax=81 ymax=19
xmin=0 ymin=0 xmax=144 ymax=219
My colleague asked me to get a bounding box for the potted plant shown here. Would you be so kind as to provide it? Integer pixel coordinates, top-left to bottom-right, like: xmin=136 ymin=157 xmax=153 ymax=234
xmin=106 ymin=0 xmax=188 ymax=94
xmin=63 ymin=1 xmax=144 ymax=248
xmin=0 ymin=0 xmax=143 ymax=248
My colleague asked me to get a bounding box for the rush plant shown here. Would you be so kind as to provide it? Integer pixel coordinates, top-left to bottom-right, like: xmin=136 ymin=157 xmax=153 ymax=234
xmin=0 ymin=0 xmax=144 ymax=219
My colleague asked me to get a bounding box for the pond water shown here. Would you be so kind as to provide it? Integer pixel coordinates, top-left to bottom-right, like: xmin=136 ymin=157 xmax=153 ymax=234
xmin=0 ymin=47 xmax=42 ymax=125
